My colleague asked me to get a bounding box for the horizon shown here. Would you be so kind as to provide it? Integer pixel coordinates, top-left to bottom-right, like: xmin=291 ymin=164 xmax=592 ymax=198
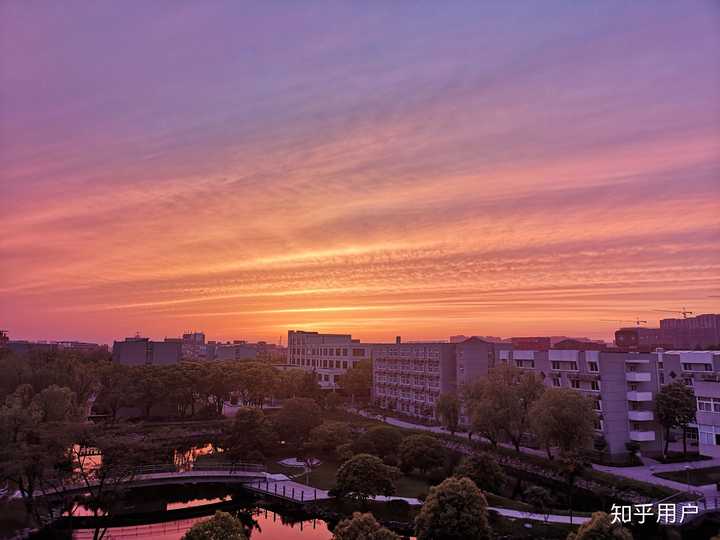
xmin=2 ymin=2 xmax=719 ymax=345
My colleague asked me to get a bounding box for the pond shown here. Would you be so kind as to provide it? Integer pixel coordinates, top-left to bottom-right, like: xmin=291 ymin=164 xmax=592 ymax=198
xmin=53 ymin=484 xmax=333 ymax=539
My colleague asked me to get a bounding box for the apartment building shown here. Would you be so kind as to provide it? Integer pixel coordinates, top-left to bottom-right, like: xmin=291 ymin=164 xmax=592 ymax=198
xmin=658 ymin=350 xmax=720 ymax=457
xmin=287 ymin=330 xmax=371 ymax=389
xmin=372 ymin=341 xmax=456 ymax=420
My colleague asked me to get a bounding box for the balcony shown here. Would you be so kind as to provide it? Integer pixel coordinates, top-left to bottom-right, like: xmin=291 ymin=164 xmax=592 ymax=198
xmin=625 ymin=372 xmax=652 ymax=382
xmin=627 ymin=391 xmax=653 ymax=401
xmin=628 ymin=410 xmax=654 ymax=421
xmin=629 ymin=430 xmax=656 ymax=442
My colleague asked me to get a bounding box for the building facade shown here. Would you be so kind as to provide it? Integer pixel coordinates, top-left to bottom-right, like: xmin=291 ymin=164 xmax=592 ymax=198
xmin=287 ymin=330 xmax=371 ymax=389
xmin=614 ymin=314 xmax=720 ymax=350
xmin=112 ymin=336 xmax=182 ymax=365
xmin=372 ymin=342 xmax=457 ymax=420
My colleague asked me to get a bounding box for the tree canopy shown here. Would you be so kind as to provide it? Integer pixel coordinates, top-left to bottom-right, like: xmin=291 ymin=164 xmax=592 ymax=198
xmin=415 ymin=477 xmax=490 ymax=540
xmin=566 ymin=511 xmax=633 ymax=540
xmin=182 ymin=511 xmax=248 ymax=540
xmin=655 ymin=380 xmax=696 ymax=456
xmin=335 ymin=454 xmax=400 ymax=502
xmin=530 ymin=387 xmax=596 ymax=457
xmin=332 ymin=512 xmax=400 ymax=540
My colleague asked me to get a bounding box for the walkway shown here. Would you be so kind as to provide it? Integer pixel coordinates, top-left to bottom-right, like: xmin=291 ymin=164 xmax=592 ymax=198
xmin=352 ymin=409 xmax=720 ymax=505
xmin=244 ymin=474 xmax=331 ymax=503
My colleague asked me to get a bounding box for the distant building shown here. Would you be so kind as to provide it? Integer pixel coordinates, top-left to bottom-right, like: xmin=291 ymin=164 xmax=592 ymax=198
xmin=215 ymin=342 xmax=260 ymax=361
xmin=511 ymin=337 xmax=551 ymax=351
xmin=287 ymin=330 xmax=370 ymax=389
xmin=5 ymin=337 xmax=106 ymax=356
xmin=372 ymin=341 xmax=457 ymax=420
xmin=614 ymin=314 xmax=720 ymax=350
xmin=181 ymin=332 xmax=207 ymax=360
xmin=112 ymin=336 xmax=181 ymax=365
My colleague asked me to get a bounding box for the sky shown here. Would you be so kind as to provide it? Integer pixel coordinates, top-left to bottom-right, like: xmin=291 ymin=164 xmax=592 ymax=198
xmin=1 ymin=2 xmax=719 ymax=345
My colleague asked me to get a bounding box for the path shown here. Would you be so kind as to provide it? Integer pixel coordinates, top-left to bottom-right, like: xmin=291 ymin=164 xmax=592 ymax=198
xmin=352 ymin=409 xmax=720 ymax=504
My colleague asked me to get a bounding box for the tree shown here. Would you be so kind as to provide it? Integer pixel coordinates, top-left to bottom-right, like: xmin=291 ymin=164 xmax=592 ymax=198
xmin=332 ymin=512 xmax=400 ymax=540
xmin=273 ymin=397 xmax=322 ymax=452
xmin=454 ymin=453 xmax=506 ymax=494
xmin=305 ymin=421 xmax=352 ymax=458
xmin=462 ymin=366 xmax=544 ymax=450
xmin=220 ymin=407 xmax=276 ymax=463
xmin=398 ymin=434 xmax=445 ymax=475
xmin=530 ymin=387 xmax=596 ymax=458
xmin=128 ymin=365 xmax=168 ymax=418
xmin=655 ymin=380 xmax=696 ymax=457
xmin=567 ymin=511 xmax=633 ymax=540
xmin=94 ymin=362 xmax=133 ymax=421
xmin=415 ymin=477 xmax=490 ymax=540
xmin=338 ymin=359 xmax=373 ymax=405
xmin=436 ymin=393 xmax=460 ymax=435
xmin=29 ymin=384 xmax=78 ymax=423
xmin=354 ymin=425 xmax=403 ymax=458
xmin=524 ymin=486 xmax=553 ymax=522
xmin=335 ymin=454 xmax=400 ymax=502
xmin=182 ymin=511 xmax=248 ymax=540
xmin=278 ymin=369 xmax=322 ymax=400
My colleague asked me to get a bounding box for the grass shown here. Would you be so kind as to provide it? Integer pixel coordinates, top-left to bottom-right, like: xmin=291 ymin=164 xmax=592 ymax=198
xmin=301 ymin=460 xmax=431 ymax=498
xmin=655 ymin=465 xmax=720 ymax=486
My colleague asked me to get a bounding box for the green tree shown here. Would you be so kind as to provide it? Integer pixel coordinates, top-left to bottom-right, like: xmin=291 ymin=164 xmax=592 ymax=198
xmin=530 ymin=387 xmax=596 ymax=458
xmin=436 ymin=393 xmax=460 ymax=435
xmin=567 ymin=511 xmax=633 ymax=540
xmin=335 ymin=454 xmax=400 ymax=502
xmin=182 ymin=511 xmax=248 ymax=540
xmin=354 ymin=425 xmax=403 ymax=458
xmin=220 ymin=407 xmax=276 ymax=463
xmin=128 ymin=365 xmax=168 ymax=418
xmin=332 ymin=512 xmax=400 ymax=540
xmin=305 ymin=421 xmax=352 ymax=458
xmin=524 ymin=486 xmax=553 ymax=522
xmin=29 ymin=384 xmax=78 ymax=422
xmin=278 ymin=369 xmax=322 ymax=400
xmin=398 ymin=434 xmax=445 ymax=475
xmin=273 ymin=397 xmax=322 ymax=452
xmin=454 ymin=453 xmax=506 ymax=493
xmin=655 ymin=380 xmax=696 ymax=457
xmin=415 ymin=477 xmax=490 ymax=540
xmin=338 ymin=359 xmax=373 ymax=405
xmin=94 ymin=362 xmax=133 ymax=421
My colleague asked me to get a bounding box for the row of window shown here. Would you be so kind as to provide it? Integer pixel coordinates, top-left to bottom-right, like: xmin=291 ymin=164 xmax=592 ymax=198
xmin=551 ymin=377 xmax=600 ymax=391
xmin=697 ymin=396 xmax=720 ymax=413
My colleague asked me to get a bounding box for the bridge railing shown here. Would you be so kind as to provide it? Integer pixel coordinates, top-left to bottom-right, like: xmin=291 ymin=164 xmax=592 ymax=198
xmin=131 ymin=462 xmax=266 ymax=476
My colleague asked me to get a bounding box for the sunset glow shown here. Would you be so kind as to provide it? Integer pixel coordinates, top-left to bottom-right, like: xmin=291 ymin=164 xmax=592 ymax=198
xmin=1 ymin=2 xmax=719 ymax=343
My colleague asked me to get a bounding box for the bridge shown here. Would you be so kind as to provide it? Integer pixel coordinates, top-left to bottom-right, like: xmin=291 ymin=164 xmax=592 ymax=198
xmin=39 ymin=463 xmax=330 ymax=504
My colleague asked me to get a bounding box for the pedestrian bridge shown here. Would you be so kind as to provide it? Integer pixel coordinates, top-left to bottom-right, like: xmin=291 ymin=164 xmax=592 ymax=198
xmin=40 ymin=463 xmax=330 ymax=504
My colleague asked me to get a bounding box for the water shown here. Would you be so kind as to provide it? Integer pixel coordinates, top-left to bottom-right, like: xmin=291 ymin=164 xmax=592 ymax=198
xmin=67 ymin=485 xmax=331 ymax=539
xmin=72 ymin=509 xmax=331 ymax=539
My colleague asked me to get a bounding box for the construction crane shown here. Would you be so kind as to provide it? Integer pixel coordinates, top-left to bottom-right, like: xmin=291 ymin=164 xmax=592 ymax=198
xmin=600 ymin=318 xmax=648 ymax=327
xmin=654 ymin=307 xmax=693 ymax=319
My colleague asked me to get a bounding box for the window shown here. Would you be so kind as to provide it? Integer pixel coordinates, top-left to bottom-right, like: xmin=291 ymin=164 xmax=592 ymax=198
xmin=352 ymin=348 xmax=365 ymax=357
xmin=552 ymin=377 xmax=561 ymax=387
xmin=594 ymin=399 xmax=602 ymax=411
xmin=594 ymin=419 xmax=604 ymax=431
xmin=588 ymin=361 xmax=599 ymax=372
xmin=552 ymin=361 xmax=561 ymax=370
xmin=591 ymin=380 xmax=600 ymax=391
xmin=343 ymin=361 xmax=348 ymax=369
xmin=571 ymin=380 xmax=580 ymax=389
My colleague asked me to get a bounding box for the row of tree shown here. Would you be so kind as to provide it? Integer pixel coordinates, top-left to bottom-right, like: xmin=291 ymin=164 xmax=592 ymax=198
xmin=434 ymin=364 xmax=698 ymax=460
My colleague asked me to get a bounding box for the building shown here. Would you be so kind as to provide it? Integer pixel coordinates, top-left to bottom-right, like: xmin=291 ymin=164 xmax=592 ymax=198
xmin=372 ymin=341 xmax=457 ymax=420
xmin=112 ymin=336 xmax=181 ymax=365
xmin=4 ymin=338 xmax=106 ymax=356
xmin=215 ymin=341 xmax=261 ymax=361
xmin=287 ymin=330 xmax=371 ymax=389
xmin=181 ymin=332 xmax=207 ymax=360
xmin=660 ymin=350 xmax=720 ymax=457
xmin=456 ymin=337 xmax=511 ymax=387
xmin=660 ymin=314 xmax=720 ymax=349
xmin=614 ymin=314 xmax=720 ymax=351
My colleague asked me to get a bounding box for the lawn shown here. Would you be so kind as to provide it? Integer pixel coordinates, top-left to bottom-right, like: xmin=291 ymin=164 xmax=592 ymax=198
xmin=301 ymin=460 xmax=430 ymax=498
xmin=655 ymin=465 xmax=720 ymax=486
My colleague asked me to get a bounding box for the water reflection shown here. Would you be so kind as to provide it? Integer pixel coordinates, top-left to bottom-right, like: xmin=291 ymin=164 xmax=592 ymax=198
xmin=72 ymin=509 xmax=331 ymax=539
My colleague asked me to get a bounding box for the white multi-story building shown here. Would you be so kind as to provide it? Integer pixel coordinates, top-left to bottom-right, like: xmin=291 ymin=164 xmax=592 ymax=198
xmin=287 ymin=331 xmax=371 ymax=389
xmin=372 ymin=341 xmax=457 ymax=419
